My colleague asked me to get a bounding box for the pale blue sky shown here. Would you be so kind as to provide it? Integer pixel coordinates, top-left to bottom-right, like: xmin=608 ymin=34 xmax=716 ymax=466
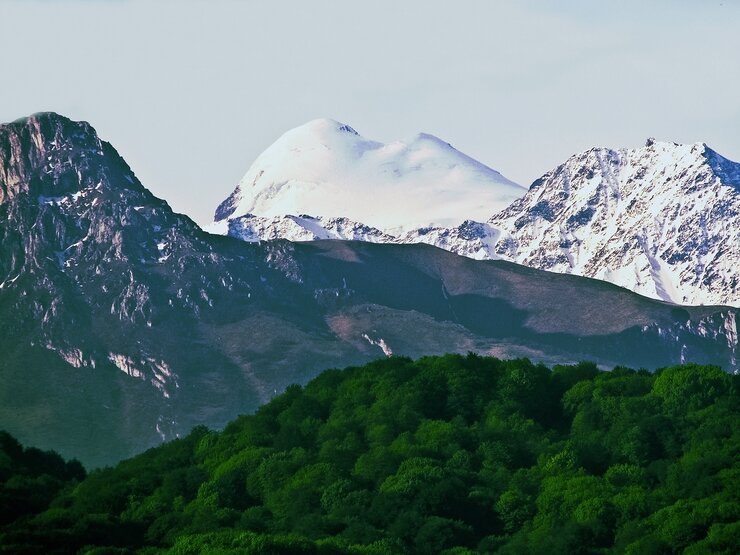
xmin=1 ymin=0 xmax=738 ymax=225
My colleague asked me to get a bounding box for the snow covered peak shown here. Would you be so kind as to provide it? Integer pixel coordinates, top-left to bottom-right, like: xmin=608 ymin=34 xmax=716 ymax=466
xmin=490 ymin=140 xmax=740 ymax=306
xmin=633 ymin=138 xmax=715 ymax=169
xmin=525 ymin=140 xmax=731 ymax=198
xmin=296 ymin=117 xmax=360 ymax=136
xmin=213 ymin=119 xmax=525 ymax=233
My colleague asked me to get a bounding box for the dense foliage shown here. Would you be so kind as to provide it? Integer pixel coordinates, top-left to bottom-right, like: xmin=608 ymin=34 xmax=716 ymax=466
xmin=1 ymin=355 xmax=738 ymax=554
xmin=0 ymin=432 xmax=84 ymax=530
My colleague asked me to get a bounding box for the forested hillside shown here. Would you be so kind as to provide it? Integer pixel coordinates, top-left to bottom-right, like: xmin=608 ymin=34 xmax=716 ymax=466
xmin=1 ymin=355 xmax=738 ymax=554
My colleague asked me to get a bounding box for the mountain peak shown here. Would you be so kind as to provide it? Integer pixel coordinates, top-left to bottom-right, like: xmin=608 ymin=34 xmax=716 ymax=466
xmin=490 ymin=139 xmax=740 ymax=306
xmin=3 ymin=111 xmax=101 ymax=150
xmin=406 ymin=132 xmax=452 ymax=148
xmin=0 ymin=112 xmax=142 ymax=204
xmin=629 ymin=139 xmax=740 ymax=191
xmin=273 ymin=118 xmax=367 ymax=151
xmin=537 ymin=139 xmax=734 ymax=194
xmin=8 ymin=111 xmax=71 ymax=128
xmin=296 ymin=118 xmax=360 ymax=136
xmin=642 ymin=136 xmax=691 ymax=150
xmin=638 ymin=137 xmax=707 ymax=154
xmin=24 ymin=111 xmax=76 ymax=124
xmin=214 ymin=121 xmax=524 ymax=232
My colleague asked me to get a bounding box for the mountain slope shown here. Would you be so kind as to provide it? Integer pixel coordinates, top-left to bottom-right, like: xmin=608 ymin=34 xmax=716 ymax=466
xmin=0 ymin=114 xmax=737 ymax=468
xmin=212 ymin=118 xmax=525 ymax=235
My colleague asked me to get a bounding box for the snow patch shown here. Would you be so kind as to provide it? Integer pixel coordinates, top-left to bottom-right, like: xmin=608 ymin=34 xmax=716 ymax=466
xmin=108 ymin=353 xmax=144 ymax=379
xmin=362 ymin=333 xmax=393 ymax=357
xmin=45 ymin=344 xmax=95 ymax=368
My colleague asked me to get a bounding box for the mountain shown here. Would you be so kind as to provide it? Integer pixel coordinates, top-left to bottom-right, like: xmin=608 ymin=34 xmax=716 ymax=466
xmin=489 ymin=139 xmax=740 ymax=307
xmin=211 ymin=118 xmax=525 ymax=236
xmin=0 ymin=113 xmax=737 ymax=468
xmin=215 ymin=131 xmax=740 ymax=307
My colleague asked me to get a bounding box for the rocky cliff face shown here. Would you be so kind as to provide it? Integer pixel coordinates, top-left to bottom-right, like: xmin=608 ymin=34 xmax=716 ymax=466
xmin=0 ymin=114 xmax=737 ymax=468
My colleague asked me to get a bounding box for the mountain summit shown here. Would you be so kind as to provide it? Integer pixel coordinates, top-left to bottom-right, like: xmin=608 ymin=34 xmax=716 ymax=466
xmin=212 ymin=118 xmax=525 ymax=234
xmin=0 ymin=112 xmax=143 ymax=201
xmin=489 ymin=139 xmax=740 ymax=306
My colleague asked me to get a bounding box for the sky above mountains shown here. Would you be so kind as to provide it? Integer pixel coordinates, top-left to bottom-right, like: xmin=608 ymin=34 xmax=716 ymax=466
xmin=1 ymin=0 xmax=738 ymax=226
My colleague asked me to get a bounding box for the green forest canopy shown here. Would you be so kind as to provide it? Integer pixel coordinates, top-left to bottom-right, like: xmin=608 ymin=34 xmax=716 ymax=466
xmin=1 ymin=355 xmax=738 ymax=554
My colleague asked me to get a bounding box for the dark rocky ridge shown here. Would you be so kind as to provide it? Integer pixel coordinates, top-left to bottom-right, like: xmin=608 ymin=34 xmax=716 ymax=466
xmin=0 ymin=113 xmax=737 ymax=467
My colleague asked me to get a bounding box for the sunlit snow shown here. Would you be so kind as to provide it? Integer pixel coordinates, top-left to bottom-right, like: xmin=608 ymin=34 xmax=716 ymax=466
xmin=215 ymin=118 xmax=525 ymax=233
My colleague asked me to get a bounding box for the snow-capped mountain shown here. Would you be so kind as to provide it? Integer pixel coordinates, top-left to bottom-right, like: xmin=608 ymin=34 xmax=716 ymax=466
xmin=489 ymin=139 xmax=740 ymax=307
xmin=214 ymin=128 xmax=740 ymax=307
xmin=212 ymin=118 xmax=525 ymax=235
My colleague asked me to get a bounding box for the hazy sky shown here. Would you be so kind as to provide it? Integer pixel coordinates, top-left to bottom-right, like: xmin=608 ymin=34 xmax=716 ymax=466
xmin=1 ymin=0 xmax=738 ymax=225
